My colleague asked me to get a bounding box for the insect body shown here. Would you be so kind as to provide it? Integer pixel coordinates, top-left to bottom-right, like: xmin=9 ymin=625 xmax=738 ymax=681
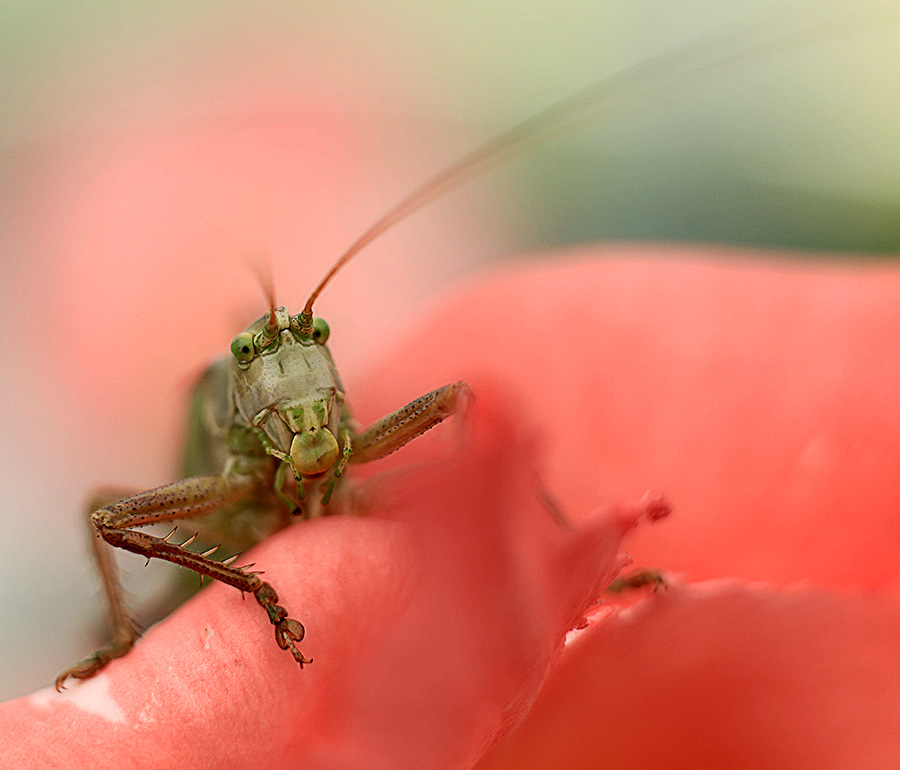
xmin=56 ymin=297 xmax=468 ymax=690
xmin=54 ymin=16 xmax=880 ymax=690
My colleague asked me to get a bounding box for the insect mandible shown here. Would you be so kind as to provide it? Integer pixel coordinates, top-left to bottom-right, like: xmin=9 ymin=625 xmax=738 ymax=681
xmin=52 ymin=15 xmax=889 ymax=690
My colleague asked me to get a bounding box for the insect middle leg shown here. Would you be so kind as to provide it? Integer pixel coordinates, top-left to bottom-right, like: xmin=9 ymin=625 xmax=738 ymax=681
xmin=56 ymin=472 xmax=310 ymax=690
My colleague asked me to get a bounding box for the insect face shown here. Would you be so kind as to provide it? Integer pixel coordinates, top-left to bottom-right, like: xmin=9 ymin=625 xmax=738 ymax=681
xmin=230 ymin=306 xmax=344 ymax=477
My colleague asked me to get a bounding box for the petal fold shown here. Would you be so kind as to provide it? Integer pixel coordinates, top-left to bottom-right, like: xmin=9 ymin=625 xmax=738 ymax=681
xmin=476 ymin=582 xmax=900 ymax=770
xmin=0 ymin=384 xmax=648 ymax=770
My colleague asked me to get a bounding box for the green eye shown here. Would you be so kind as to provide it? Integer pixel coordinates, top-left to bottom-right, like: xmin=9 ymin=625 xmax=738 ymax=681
xmin=231 ymin=332 xmax=255 ymax=364
xmin=312 ymin=317 xmax=330 ymax=344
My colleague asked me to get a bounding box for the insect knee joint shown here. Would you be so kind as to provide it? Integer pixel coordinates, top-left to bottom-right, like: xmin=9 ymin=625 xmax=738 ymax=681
xmin=90 ymin=509 xmax=112 ymax=530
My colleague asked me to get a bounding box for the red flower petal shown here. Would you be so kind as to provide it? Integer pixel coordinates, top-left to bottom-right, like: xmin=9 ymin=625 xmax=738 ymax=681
xmin=0 ymin=384 xmax=659 ymax=769
xmin=357 ymin=248 xmax=900 ymax=590
xmin=475 ymin=583 xmax=900 ymax=770
xmin=352 ymin=250 xmax=900 ymax=768
xmin=6 ymin=251 xmax=899 ymax=767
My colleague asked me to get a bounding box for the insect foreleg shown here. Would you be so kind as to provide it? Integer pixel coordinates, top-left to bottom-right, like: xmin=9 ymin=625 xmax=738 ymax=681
xmin=350 ymin=381 xmax=470 ymax=465
xmin=56 ymin=471 xmax=310 ymax=690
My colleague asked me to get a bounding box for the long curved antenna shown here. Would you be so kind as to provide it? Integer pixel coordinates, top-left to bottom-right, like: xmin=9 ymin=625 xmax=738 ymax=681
xmin=302 ymin=8 xmax=893 ymax=316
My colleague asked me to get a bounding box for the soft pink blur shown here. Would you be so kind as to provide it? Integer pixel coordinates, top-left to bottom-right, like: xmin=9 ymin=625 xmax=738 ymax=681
xmin=0 ymin=88 xmax=495 ymax=698
xmin=363 ymin=251 xmax=900 ymax=769
xmin=10 ymin=104 xmax=489 ymax=483
xmin=3 ymin=251 xmax=900 ymax=768
xmin=0 ymin=383 xmax=662 ymax=769
xmin=361 ymin=251 xmax=900 ymax=592
xmin=475 ymin=582 xmax=900 ymax=769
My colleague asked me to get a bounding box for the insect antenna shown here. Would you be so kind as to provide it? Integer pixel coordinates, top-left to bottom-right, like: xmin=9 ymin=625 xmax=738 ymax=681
xmin=250 ymin=255 xmax=279 ymax=344
xmin=300 ymin=8 xmax=892 ymax=319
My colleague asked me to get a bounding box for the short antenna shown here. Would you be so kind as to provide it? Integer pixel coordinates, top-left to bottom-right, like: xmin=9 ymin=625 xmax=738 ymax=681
xmin=249 ymin=256 xmax=279 ymax=343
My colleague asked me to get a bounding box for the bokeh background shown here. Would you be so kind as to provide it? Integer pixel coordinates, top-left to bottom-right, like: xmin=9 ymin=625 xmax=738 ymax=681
xmin=0 ymin=0 xmax=897 ymax=700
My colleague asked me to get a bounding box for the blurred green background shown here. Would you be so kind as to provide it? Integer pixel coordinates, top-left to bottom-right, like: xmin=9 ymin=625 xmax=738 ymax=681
xmin=3 ymin=0 xmax=898 ymax=256
xmin=0 ymin=0 xmax=897 ymax=701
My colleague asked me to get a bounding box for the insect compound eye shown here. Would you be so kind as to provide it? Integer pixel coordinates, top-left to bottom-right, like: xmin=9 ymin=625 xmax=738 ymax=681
xmin=312 ymin=317 xmax=330 ymax=344
xmin=230 ymin=332 xmax=256 ymax=364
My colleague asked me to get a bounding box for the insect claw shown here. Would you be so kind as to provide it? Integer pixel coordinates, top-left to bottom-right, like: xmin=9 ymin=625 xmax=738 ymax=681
xmin=144 ymin=557 xmax=151 ymax=567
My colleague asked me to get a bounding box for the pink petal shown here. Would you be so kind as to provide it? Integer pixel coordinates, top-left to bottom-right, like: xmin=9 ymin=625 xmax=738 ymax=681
xmin=7 ymin=250 xmax=899 ymax=767
xmin=474 ymin=583 xmax=900 ymax=770
xmin=0 ymin=385 xmax=659 ymax=769
xmin=357 ymin=248 xmax=900 ymax=590
xmin=352 ymin=251 xmax=900 ymax=767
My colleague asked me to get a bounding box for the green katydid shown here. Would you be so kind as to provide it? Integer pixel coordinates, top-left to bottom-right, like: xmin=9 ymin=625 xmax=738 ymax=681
xmin=54 ymin=14 xmax=889 ymax=690
xmin=56 ymin=296 xmax=469 ymax=689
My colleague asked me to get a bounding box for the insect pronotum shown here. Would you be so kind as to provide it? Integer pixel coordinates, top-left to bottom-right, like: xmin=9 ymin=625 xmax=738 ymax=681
xmin=51 ymin=15 xmax=891 ymax=690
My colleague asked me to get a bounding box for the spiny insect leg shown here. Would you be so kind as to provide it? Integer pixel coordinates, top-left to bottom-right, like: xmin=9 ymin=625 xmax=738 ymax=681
xmin=56 ymin=473 xmax=309 ymax=690
xmin=98 ymin=524 xmax=311 ymax=669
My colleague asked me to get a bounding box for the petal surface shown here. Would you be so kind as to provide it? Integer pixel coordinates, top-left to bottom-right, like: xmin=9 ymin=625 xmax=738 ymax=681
xmin=357 ymin=248 xmax=900 ymax=590
xmin=475 ymin=582 xmax=900 ymax=770
xmin=0 ymin=386 xmax=656 ymax=770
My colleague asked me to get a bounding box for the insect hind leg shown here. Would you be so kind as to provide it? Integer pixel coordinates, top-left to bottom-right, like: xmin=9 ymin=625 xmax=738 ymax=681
xmin=56 ymin=472 xmax=311 ymax=690
xmin=55 ymin=488 xmax=141 ymax=691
